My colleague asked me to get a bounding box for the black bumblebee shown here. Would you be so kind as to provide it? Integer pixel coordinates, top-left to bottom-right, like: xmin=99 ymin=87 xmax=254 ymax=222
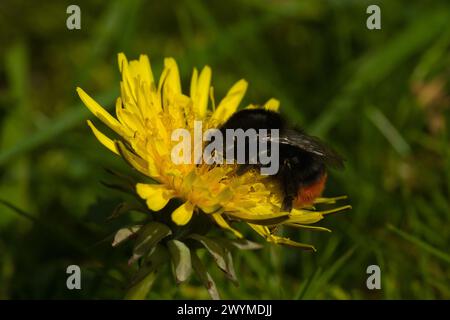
xmin=218 ymin=109 xmax=344 ymax=211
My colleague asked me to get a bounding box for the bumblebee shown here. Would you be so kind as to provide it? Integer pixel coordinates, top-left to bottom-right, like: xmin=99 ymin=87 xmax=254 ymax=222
xmin=219 ymin=109 xmax=344 ymax=211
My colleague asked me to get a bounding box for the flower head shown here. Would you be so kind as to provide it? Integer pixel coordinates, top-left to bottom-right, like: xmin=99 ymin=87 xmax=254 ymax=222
xmin=77 ymin=53 xmax=350 ymax=251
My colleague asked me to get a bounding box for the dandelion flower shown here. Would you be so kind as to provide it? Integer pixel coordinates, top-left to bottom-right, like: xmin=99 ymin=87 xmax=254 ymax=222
xmin=77 ymin=53 xmax=350 ymax=252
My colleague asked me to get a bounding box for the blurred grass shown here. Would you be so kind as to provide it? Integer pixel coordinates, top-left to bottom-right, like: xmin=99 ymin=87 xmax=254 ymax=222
xmin=0 ymin=0 xmax=449 ymax=299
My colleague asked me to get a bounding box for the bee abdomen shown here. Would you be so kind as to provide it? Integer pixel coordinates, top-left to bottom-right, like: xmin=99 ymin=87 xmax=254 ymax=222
xmin=293 ymin=172 xmax=327 ymax=208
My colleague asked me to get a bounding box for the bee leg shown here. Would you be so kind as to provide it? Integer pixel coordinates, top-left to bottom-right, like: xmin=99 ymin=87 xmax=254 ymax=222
xmin=280 ymin=160 xmax=297 ymax=212
xmin=282 ymin=196 xmax=293 ymax=212
xmin=268 ymin=225 xmax=279 ymax=234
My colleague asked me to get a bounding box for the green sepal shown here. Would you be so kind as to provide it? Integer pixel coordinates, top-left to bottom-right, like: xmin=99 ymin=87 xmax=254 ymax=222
xmin=167 ymin=239 xmax=192 ymax=284
xmin=112 ymin=225 xmax=141 ymax=247
xmin=190 ymin=234 xmax=238 ymax=285
xmin=129 ymin=221 xmax=172 ymax=264
xmin=191 ymin=251 xmax=220 ymax=300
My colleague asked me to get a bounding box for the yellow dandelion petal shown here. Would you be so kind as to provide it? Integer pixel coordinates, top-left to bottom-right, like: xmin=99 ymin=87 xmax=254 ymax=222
xmin=211 ymin=213 xmax=243 ymax=239
xmin=116 ymin=101 xmax=144 ymax=134
xmin=267 ymin=235 xmax=316 ymax=251
xmin=86 ymin=120 xmax=119 ymax=155
xmin=320 ymin=205 xmax=352 ymax=215
xmin=118 ymin=52 xmax=128 ymax=73
xmin=172 ymin=201 xmax=195 ymax=226
xmin=120 ymin=53 xmax=154 ymax=89
xmin=77 ymin=87 xmax=124 ymax=136
xmin=248 ymin=224 xmax=271 ymax=238
xmin=193 ymin=66 xmax=211 ymax=119
xmin=314 ymin=195 xmax=348 ymax=204
xmin=131 ymin=54 xmax=154 ymax=86
xmin=164 ymin=58 xmax=182 ymax=95
xmin=190 ymin=68 xmax=198 ymax=99
xmin=115 ymin=141 xmax=151 ymax=178
xmin=210 ymin=79 xmax=248 ymax=125
xmin=209 ymin=86 xmax=216 ymax=112
xmin=287 ymin=209 xmax=324 ymax=224
xmin=263 ymin=98 xmax=280 ymax=111
xmin=118 ymin=53 xmax=138 ymax=104
xmin=136 ymin=183 xmax=174 ymax=211
xmin=145 ymin=155 xmax=160 ymax=179
xmin=285 ymin=224 xmax=332 ymax=232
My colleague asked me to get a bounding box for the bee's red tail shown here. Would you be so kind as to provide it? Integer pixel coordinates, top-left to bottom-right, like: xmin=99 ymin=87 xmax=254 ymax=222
xmin=293 ymin=172 xmax=328 ymax=208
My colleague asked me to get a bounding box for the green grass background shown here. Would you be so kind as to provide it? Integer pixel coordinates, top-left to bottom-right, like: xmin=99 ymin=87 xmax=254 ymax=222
xmin=0 ymin=0 xmax=449 ymax=299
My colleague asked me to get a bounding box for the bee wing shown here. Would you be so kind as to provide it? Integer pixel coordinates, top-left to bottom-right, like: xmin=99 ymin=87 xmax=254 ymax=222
xmin=268 ymin=129 xmax=345 ymax=169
